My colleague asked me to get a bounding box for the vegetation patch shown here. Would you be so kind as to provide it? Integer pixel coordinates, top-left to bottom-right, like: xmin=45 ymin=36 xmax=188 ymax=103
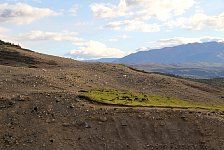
xmin=79 ymin=89 xmax=224 ymax=111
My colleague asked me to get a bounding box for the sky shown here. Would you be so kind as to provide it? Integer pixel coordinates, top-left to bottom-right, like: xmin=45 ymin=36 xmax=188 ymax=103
xmin=0 ymin=0 xmax=224 ymax=60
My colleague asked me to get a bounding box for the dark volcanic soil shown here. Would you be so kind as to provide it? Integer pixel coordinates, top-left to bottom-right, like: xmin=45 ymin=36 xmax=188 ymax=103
xmin=1 ymin=92 xmax=224 ymax=150
xmin=0 ymin=42 xmax=224 ymax=150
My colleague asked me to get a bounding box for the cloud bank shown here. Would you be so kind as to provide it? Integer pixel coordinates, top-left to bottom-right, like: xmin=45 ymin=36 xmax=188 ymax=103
xmin=0 ymin=3 xmax=59 ymax=24
xmin=68 ymin=40 xmax=125 ymax=60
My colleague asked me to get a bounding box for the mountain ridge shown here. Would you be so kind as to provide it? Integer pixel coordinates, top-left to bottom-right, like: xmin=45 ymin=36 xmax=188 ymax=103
xmin=114 ymin=41 xmax=224 ymax=64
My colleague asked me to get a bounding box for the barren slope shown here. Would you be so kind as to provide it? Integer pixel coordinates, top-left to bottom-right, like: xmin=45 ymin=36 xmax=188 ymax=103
xmin=0 ymin=42 xmax=224 ymax=150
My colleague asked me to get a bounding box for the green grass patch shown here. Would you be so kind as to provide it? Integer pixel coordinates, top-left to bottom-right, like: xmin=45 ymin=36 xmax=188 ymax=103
xmin=79 ymin=89 xmax=224 ymax=111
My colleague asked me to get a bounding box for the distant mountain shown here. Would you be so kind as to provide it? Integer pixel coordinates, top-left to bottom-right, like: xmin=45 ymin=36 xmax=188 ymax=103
xmin=83 ymin=58 xmax=118 ymax=63
xmin=114 ymin=42 xmax=224 ymax=64
xmin=114 ymin=42 xmax=224 ymax=78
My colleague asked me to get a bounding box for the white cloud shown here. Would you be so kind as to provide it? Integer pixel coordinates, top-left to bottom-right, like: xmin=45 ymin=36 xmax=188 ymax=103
xmin=15 ymin=31 xmax=82 ymax=42
xmin=105 ymin=20 xmax=160 ymax=32
xmin=126 ymin=0 xmax=196 ymax=21
xmin=91 ymin=0 xmax=195 ymax=21
xmin=146 ymin=36 xmax=224 ymax=49
xmin=0 ymin=27 xmax=9 ymax=33
xmin=92 ymin=0 xmax=195 ymax=32
xmin=10 ymin=31 xmax=126 ymax=59
xmin=91 ymin=0 xmax=127 ymax=18
xmin=69 ymin=40 xmax=126 ymax=60
xmin=0 ymin=3 xmax=59 ymax=24
xmin=0 ymin=30 xmax=85 ymax=51
xmin=109 ymin=34 xmax=129 ymax=42
xmin=168 ymin=13 xmax=224 ymax=31
xmin=136 ymin=46 xmax=149 ymax=51
xmin=69 ymin=4 xmax=78 ymax=16
xmin=0 ymin=30 xmax=125 ymax=60
xmin=32 ymin=0 xmax=42 ymax=3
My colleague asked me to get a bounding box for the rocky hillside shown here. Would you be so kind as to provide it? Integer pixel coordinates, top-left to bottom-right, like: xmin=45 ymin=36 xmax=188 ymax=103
xmin=0 ymin=40 xmax=224 ymax=150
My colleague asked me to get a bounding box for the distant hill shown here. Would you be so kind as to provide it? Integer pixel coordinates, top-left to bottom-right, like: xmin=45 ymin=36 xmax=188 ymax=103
xmin=114 ymin=42 xmax=224 ymax=64
xmin=114 ymin=42 xmax=224 ymax=78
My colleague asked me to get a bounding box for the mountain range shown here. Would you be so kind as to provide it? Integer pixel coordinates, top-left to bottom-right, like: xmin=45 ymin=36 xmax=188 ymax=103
xmin=88 ymin=42 xmax=224 ymax=78
xmin=114 ymin=42 xmax=224 ymax=64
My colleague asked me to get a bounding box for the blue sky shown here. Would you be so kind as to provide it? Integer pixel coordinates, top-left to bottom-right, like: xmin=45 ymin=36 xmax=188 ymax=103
xmin=0 ymin=0 xmax=224 ymax=60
